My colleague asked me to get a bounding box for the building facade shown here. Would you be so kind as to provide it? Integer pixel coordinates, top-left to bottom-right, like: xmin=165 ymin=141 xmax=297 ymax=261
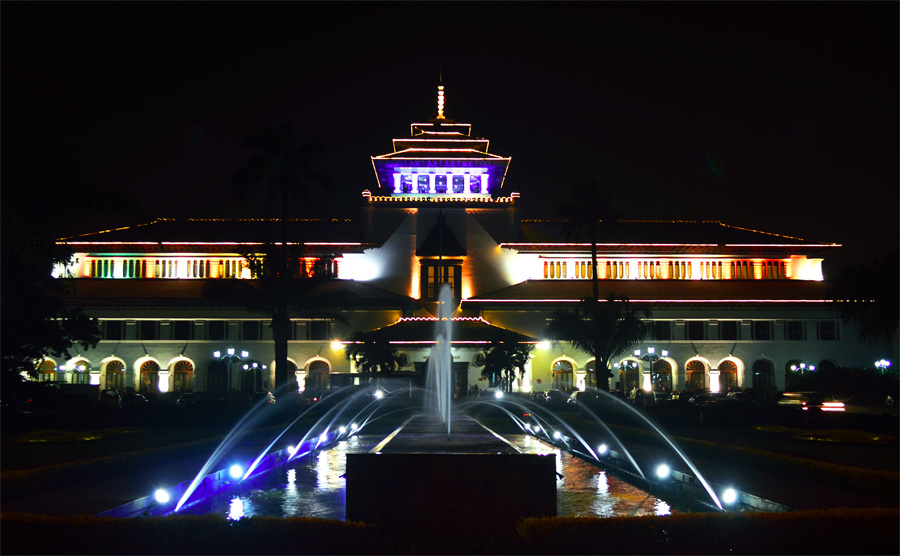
xmin=49 ymin=87 xmax=886 ymax=400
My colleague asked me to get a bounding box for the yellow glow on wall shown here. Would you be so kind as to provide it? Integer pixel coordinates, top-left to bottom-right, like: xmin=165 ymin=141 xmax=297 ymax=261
xmin=461 ymin=274 xmax=473 ymax=300
xmin=410 ymin=259 xmax=421 ymax=299
xmin=722 ymin=261 xmax=733 ymax=280
xmin=660 ymin=261 xmax=670 ymax=280
xmin=753 ymin=261 xmax=763 ymax=280
xmin=598 ymin=261 xmax=607 ymax=279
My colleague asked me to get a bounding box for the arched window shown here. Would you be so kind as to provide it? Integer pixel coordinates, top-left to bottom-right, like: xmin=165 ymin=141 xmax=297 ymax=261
xmin=173 ymin=360 xmax=194 ymax=392
xmin=36 ymin=359 xmax=57 ymax=382
xmin=718 ymin=360 xmax=738 ymax=391
xmin=685 ymin=360 xmax=705 ymax=390
xmin=551 ymin=359 xmax=574 ymax=390
xmin=307 ymin=360 xmax=330 ymax=392
xmin=71 ymin=359 xmax=92 ymax=384
xmin=140 ymin=360 xmax=160 ymax=392
xmin=618 ymin=360 xmax=639 ymax=394
xmin=652 ymin=359 xmax=673 ymax=392
xmin=106 ymin=360 xmax=125 ymax=391
xmin=752 ymin=360 xmax=773 ymax=390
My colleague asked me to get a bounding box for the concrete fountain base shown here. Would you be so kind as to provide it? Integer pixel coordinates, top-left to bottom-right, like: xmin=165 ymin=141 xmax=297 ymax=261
xmin=345 ymin=414 xmax=557 ymax=534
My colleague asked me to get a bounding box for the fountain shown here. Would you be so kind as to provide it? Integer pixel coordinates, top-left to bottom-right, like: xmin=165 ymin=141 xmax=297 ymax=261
xmin=423 ymin=284 xmax=453 ymax=435
xmin=107 ymin=283 xmax=731 ymax=521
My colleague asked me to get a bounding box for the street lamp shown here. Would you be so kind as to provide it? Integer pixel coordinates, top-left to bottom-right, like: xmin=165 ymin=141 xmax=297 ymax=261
xmin=634 ymin=347 xmax=668 ymax=393
xmin=789 ymin=362 xmax=815 ymax=391
xmin=214 ymin=348 xmax=247 ymax=406
xmin=242 ymin=361 xmax=268 ymax=392
xmin=875 ymin=359 xmax=891 ymax=374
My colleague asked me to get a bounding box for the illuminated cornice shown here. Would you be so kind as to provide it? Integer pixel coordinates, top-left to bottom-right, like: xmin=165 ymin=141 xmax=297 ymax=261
xmin=463 ymin=298 xmax=830 ymax=304
xmin=366 ymin=195 xmax=517 ymax=204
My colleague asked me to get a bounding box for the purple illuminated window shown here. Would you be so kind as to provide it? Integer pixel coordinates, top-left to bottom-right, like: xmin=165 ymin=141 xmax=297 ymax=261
xmin=435 ymin=175 xmax=447 ymax=194
xmin=417 ymin=175 xmax=430 ymax=194
xmin=401 ymin=175 xmax=413 ymax=193
xmin=469 ymin=175 xmax=482 ymax=194
xmin=452 ymin=175 xmax=465 ymax=193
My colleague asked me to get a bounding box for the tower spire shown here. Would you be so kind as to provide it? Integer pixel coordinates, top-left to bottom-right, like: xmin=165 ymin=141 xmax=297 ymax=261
xmin=437 ymin=82 xmax=445 ymax=120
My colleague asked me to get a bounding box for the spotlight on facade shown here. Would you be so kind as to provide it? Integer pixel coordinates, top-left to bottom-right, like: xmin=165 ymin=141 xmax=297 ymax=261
xmin=537 ymin=341 xmax=550 ymax=350
xmin=229 ymin=465 xmax=243 ymax=480
xmin=154 ymin=489 xmax=170 ymax=504
xmin=656 ymin=464 xmax=671 ymax=479
xmin=597 ymin=443 xmax=608 ymax=455
xmin=331 ymin=340 xmax=344 ymax=351
xmin=722 ymin=487 xmax=738 ymax=505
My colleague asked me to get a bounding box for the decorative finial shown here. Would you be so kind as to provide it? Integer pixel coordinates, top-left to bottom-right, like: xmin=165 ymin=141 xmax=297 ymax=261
xmin=437 ymin=84 xmax=445 ymax=119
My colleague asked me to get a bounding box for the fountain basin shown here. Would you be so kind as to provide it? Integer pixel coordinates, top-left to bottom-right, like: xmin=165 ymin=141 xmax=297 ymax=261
xmin=346 ymin=452 xmax=557 ymax=534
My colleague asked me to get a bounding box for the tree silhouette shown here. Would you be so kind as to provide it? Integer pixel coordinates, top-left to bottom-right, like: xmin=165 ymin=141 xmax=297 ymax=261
xmin=559 ymin=180 xmax=623 ymax=302
xmin=481 ymin=330 xmax=534 ymax=392
xmin=345 ymin=330 xmax=403 ymax=382
xmin=203 ymin=242 xmax=349 ymax=395
xmin=828 ymin=250 xmax=898 ymax=346
xmin=548 ymin=294 xmax=651 ymax=391
xmin=232 ymin=123 xmax=331 ymax=244
xmin=1 ymin=74 xmax=143 ymax=390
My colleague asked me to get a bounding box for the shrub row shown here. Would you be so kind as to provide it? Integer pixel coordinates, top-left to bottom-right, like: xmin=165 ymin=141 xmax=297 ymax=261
xmin=2 ymin=508 xmax=896 ymax=555
xmin=606 ymin=424 xmax=900 ymax=497
xmin=0 ymin=437 xmax=224 ymax=502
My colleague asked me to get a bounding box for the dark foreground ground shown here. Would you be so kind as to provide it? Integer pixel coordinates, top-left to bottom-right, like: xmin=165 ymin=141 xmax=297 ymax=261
xmin=1 ymin=398 xmax=898 ymax=554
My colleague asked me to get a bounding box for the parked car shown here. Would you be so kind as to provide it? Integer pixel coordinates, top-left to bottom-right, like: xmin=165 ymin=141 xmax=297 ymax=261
xmin=121 ymin=392 xmax=148 ymax=406
xmin=545 ymin=390 xmax=567 ymax=407
xmin=176 ymin=392 xmax=199 ymax=407
xmin=251 ymin=391 xmax=276 ymax=405
xmin=567 ymin=390 xmax=600 ymax=410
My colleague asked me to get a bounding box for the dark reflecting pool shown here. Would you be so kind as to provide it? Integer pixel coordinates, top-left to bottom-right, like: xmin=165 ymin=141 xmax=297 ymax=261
xmin=179 ymin=434 xmax=682 ymax=520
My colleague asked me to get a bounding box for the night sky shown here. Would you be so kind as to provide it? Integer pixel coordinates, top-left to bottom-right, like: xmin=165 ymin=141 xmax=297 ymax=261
xmin=4 ymin=2 xmax=897 ymax=275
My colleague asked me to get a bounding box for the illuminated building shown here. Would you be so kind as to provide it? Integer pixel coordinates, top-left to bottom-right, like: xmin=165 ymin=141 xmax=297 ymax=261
xmin=48 ymin=86 xmax=887 ymax=399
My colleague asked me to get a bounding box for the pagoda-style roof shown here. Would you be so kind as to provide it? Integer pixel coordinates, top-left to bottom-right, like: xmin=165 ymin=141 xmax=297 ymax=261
xmin=58 ymin=218 xmax=374 ymax=254
xmin=509 ymin=220 xmax=839 ymax=256
xmin=461 ymin=279 xmax=834 ymax=309
xmin=360 ymin=316 xmax=537 ymax=345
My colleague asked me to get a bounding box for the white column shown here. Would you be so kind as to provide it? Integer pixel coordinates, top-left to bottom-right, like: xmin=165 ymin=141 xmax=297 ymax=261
xmin=479 ymin=174 xmax=487 ymax=194
xmin=429 ymin=174 xmax=436 ymax=194
xmin=393 ymin=173 xmax=401 ymax=194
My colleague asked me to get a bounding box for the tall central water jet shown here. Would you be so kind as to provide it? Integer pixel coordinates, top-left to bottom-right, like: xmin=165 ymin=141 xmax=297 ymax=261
xmin=424 ymin=284 xmax=453 ymax=435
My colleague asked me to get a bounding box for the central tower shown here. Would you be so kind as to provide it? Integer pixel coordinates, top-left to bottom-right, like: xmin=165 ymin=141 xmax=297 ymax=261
xmin=371 ymin=84 xmax=512 ymax=198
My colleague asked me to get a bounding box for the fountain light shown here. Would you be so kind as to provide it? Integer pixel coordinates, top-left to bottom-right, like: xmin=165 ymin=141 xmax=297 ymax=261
xmin=552 ymin=430 xmax=562 ymax=440
xmin=722 ymin=487 xmax=738 ymax=505
xmin=656 ymin=463 xmax=671 ymax=479
xmin=533 ymin=425 xmax=541 ymax=434
xmin=229 ymin=464 xmax=244 ymax=480
xmin=494 ymin=390 xmax=504 ymax=399
xmin=597 ymin=443 xmax=608 ymax=455
xmin=374 ymin=389 xmax=384 ymax=399
xmin=154 ymin=489 xmax=170 ymax=504
xmin=288 ymin=445 xmax=297 ymax=456
xmin=350 ymin=422 xmax=359 ymax=431
xmin=339 ymin=426 xmax=348 ymax=435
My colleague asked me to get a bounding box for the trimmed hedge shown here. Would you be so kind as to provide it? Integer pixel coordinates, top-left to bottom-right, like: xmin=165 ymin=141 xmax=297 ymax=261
xmin=605 ymin=424 xmax=900 ymax=497
xmin=2 ymin=508 xmax=897 ymax=555
xmin=0 ymin=437 xmax=225 ymax=502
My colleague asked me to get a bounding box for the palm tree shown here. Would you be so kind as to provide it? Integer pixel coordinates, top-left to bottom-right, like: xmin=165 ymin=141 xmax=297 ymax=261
xmin=559 ymin=180 xmax=623 ymax=302
xmin=344 ymin=330 xmax=403 ymax=382
xmin=828 ymin=250 xmax=899 ymax=345
xmin=548 ymin=294 xmax=651 ymax=391
xmin=481 ymin=330 xmax=535 ymax=392
xmin=232 ymin=123 xmax=331 ymax=244
xmin=204 ymin=242 xmax=350 ymax=395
